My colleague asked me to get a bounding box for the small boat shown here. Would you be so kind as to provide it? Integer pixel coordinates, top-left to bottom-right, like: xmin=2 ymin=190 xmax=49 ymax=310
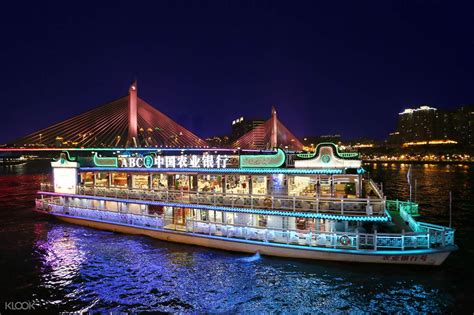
xmin=0 ymin=156 xmax=27 ymax=166
xmin=35 ymin=143 xmax=457 ymax=265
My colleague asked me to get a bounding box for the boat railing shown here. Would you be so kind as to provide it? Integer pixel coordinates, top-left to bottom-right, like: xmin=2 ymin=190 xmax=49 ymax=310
xmin=367 ymin=179 xmax=384 ymax=198
xmin=386 ymin=199 xmax=419 ymax=216
xmin=186 ymin=218 xmax=454 ymax=250
xmin=39 ymin=183 xmax=386 ymax=217
xmin=398 ymin=207 xmax=455 ymax=247
xmin=35 ymin=197 xmax=455 ymax=251
xmin=35 ymin=197 xmax=165 ymax=229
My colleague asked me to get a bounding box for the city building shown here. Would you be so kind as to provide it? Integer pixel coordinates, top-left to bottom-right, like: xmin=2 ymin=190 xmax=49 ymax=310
xmin=205 ymin=135 xmax=230 ymax=148
xmin=231 ymin=108 xmax=303 ymax=151
xmin=388 ymin=131 xmax=401 ymax=145
xmin=397 ymin=106 xmax=438 ymax=142
xmin=231 ymin=116 xmax=265 ymax=141
xmin=452 ymin=105 xmax=474 ymax=145
xmin=392 ymin=105 xmax=473 ymax=146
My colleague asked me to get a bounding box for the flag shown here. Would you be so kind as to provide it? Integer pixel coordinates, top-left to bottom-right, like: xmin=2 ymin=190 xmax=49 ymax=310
xmin=407 ymin=164 xmax=412 ymax=185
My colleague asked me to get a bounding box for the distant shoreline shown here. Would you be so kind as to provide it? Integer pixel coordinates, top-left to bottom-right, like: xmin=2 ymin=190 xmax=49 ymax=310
xmin=363 ymin=160 xmax=473 ymax=165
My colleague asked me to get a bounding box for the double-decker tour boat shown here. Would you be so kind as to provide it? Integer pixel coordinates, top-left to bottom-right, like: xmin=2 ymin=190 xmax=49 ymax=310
xmin=35 ymin=143 xmax=457 ymax=265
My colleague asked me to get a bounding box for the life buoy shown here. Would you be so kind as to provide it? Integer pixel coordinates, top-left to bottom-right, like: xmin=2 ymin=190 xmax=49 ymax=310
xmin=339 ymin=235 xmax=351 ymax=246
xmin=263 ymin=197 xmax=272 ymax=208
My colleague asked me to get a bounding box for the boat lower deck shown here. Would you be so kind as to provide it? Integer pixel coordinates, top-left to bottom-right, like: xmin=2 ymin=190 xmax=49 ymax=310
xmin=35 ymin=197 xmax=457 ymax=265
xmin=48 ymin=211 xmax=455 ymax=266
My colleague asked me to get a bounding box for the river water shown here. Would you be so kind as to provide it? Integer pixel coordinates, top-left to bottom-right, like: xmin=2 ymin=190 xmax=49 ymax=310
xmin=0 ymin=161 xmax=472 ymax=313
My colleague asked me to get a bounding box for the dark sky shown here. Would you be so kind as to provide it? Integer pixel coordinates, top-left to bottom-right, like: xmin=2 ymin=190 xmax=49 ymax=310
xmin=1 ymin=0 xmax=473 ymax=144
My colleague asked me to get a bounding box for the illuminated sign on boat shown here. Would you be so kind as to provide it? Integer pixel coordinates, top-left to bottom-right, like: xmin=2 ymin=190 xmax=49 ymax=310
xmin=119 ymin=154 xmax=230 ymax=169
xmin=294 ymin=144 xmax=361 ymax=169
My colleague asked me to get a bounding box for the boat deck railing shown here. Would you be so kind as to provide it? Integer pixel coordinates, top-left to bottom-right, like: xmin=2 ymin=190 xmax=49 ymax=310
xmin=386 ymin=200 xmax=419 ymax=216
xmin=35 ymin=198 xmax=455 ymax=252
xmin=39 ymin=183 xmax=386 ymax=217
xmin=367 ymin=179 xmax=384 ymax=199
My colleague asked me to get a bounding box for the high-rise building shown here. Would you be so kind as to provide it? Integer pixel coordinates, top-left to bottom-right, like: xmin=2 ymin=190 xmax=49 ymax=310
xmin=231 ymin=108 xmax=303 ymax=150
xmin=452 ymin=105 xmax=474 ymax=145
xmin=393 ymin=105 xmax=474 ymax=145
xmin=397 ymin=106 xmax=438 ymax=142
xmin=231 ymin=117 xmax=265 ymax=141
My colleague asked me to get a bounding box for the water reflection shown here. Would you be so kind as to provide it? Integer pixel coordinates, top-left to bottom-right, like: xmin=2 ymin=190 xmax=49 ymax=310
xmin=28 ymin=223 xmax=456 ymax=313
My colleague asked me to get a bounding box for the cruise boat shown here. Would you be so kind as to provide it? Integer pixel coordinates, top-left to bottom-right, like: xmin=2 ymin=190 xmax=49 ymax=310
xmin=35 ymin=143 xmax=457 ymax=265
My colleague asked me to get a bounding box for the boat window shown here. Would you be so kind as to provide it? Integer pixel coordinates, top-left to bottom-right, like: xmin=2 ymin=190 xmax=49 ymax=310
xmin=333 ymin=175 xmax=358 ymax=198
xmin=226 ymin=175 xmax=249 ymax=194
xmin=296 ymin=217 xmax=307 ymax=230
xmin=288 ymin=175 xmax=315 ymax=197
xmin=95 ymin=172 xmax=109 ymax=187
xmin=152 ymin=174 xmax=168 ymax=190
xmin=174 ymin=174 xmax=190 ymax=190
xmin=199 ymin=209 xmax=208 ymax=221
xmin=111 ymin=172 xmax=128 ymax=188
xmin=198 ymin=175 xmax=223 ymax=193
xmin=132 ymin=173 xmax=149 ymax=189
xmin=82 ymin=172 xmax=94 ymax=186
xmin=256 ymin=215 xmax=267 ymax=227
xmin=148 ymin=205 xmax=163 ymax=215
xmin=252 ymin=176 xmax=267 ymax=195
xmin=208 ymin=210 xmax=223 ymax=223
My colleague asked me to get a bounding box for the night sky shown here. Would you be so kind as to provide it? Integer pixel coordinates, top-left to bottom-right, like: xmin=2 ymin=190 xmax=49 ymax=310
xmin=1 ymin=1 xmax=473 ymax=144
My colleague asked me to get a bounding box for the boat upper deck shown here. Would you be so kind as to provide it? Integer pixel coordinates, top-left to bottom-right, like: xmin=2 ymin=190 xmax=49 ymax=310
xmin=40 ymin=180 xmax=387 ymax=219
xmin=42 ymin=143 xmax=391 ymax=219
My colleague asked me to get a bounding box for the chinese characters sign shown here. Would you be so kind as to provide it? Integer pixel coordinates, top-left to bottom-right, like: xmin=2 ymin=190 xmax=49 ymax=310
xmin=382 ymin=255 xmax=428 ymax=263
xmin=119 ymin=154 xmax=230 ymax=169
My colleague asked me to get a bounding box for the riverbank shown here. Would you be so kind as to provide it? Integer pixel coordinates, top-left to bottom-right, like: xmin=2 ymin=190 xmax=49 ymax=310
xmin=363 ymin=159 xmax=474 ymax=165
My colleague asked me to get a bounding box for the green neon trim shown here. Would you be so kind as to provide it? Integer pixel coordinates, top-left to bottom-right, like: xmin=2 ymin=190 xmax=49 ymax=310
xmin=81 ymin=166 xmax=343 ymax=175
xmin=240 ymin=148 xmax=286 ymax=168
xmin=314 ymin=142 xmax=360 ymax=159
xmin=93 ymin=153 xmax=118 ymax=167
xmin=52 ymin=150 xmax=77 ymax=162
xmin=339 ymin=152 xmax=359 ymax=158
xmin=297 ymin=143 xmax=359 ymax=159
xmin=296 ymin=151 xmax=317 ymax=158
xmin=144 ymin=155 xmax=154 ymax=168
xmin=63 ymin=151 xmax=76 ymax=161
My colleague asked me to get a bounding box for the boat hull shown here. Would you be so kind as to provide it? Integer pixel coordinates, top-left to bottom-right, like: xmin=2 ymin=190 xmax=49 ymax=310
xmin=43 ymin=211 xmax=455 ymax=266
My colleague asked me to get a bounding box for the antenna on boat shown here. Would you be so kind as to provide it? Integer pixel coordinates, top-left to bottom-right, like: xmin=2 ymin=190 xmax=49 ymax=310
xmin=414 ymin=179 xmax=417 ymax=203
xmin=407 ymin=164 xmax=412 ymax=202
xmin=449 ymin=191 xmax=452 ymax=228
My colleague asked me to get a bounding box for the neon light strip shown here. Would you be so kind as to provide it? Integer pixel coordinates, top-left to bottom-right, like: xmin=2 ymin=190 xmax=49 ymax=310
xmin=340 ymin=152 xmax=359 ymax=158
xmin=297 ymin=143 xmax=359 ymax=160
xmin=52 ymin=151 xmax=76 ymax=162
xmin=0 ymin=147 xmax=273 ymax=153
xmin=240 ymin=148 xmax=286 ymax=168
xmin=45 ymin=210 xmax=453 ymax=255
xmin=296 ymin=151 xmax=316 ymax=158
xmin=93 ymin=153 xmax=118 ymax=167
xmin=38 ymin=191 xmax=389 ymax=222
xmin=79 ymin=167 xmax=345 ymax=175
xmin=48 ymin=211 xmax=454 ymax=255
